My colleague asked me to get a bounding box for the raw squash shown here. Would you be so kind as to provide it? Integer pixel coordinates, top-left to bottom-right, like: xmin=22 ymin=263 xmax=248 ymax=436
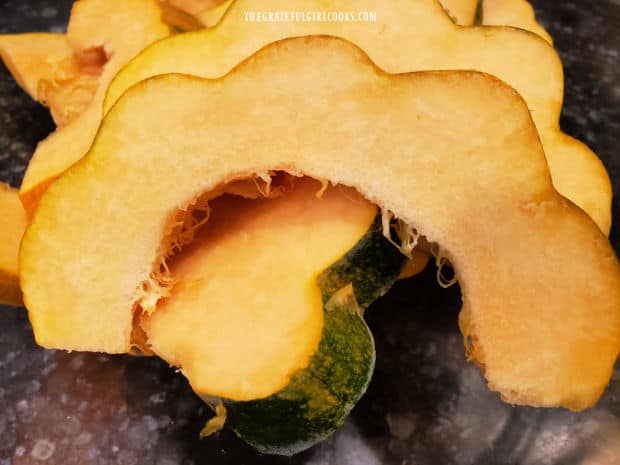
xmin=440 ymin=0 xmax=551 ymax=44
xmin=482 ymin=0 xmax=552 ymax=44
xmin=17 ymin=0 xmax=170 ymax=215
xmin=0 ymin=185 xmax=27 ymax=306
xmin=195 ymin=0 xmax=234 ymax=28
xmin=440 ymin=0 xmax=480 ymax=24
xmin=159 ymin=0 xmax=233 ymax=32
xmin=158 ymin=3 xmax=207 ymax=31
xmin=0 ymin=33 xmax=101 ymax=127
xmin=160 ymin=0 xmax=228 ymax=15
xmin=102 ymin=0 xmax=611 ymax=235
xmin=142 ymin=178 xmax=406 ymax=453
xmin=21 ymin=37 xmax=620 ymax=413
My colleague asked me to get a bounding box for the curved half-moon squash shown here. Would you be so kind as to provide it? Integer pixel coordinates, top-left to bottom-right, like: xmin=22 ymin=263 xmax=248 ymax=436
xmin=100 ymin=0 xmax=610 ymax=234
xmin=1 ymin=184 xmax=27 ymax=306
xmin=21 ymin=37 xmax=620 ymax=413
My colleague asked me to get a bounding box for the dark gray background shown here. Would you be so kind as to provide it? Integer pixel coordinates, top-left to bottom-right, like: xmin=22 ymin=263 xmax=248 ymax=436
xmin=0 ymin=1 xmax=619 ymax=464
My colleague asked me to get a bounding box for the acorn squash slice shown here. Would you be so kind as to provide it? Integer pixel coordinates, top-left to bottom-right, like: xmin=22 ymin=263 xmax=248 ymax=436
xmin=21 ymin=37 xmax=620 ymax=413
xmin=160 ymin=0 xmax=228 ymax=15
xmin=0 ymin=184 xmax=27 ymax=306
xmin=0 ymin=33 xmax=102 ymax=127
xmin=141 ymin=177 xmax=406 ymax=453
xmin=482 ymin=0 xmax=552 ymax=44
xmin=195 ymin=0 xmax=235 ymax=28
xmin=440 ymin=0 xmax=551 ymax=44
xmin=17 ymin=0 xmax=170 ymax=215
xmin=440 ymin=0 xmax=480 ymax=24
xmin=100 ymin=0 xmax=611 ymax=234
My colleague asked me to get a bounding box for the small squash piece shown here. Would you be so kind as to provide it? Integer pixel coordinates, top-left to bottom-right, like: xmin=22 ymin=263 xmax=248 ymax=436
xmin=482 ymin=0 xmax=552 ymax=44
xmin=142 ymin=178 xmax=406 ymax=453
xmin=103 ymin=0 xmax=610 ymax=234
xmin=18 ymin=0 xmax=170 ymax=215
xmin=0 ymin=33 xmax=101 ymax=127
xmin=0 ymin=185 xmax=27 ymax=306
xmin=21 ymin=37 xmax=620 ymax=411
xmin=0 ymin=33 xmax=73 ymax=102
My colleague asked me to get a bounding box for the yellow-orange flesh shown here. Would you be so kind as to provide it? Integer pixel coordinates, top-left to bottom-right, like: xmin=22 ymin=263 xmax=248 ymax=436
xmin=21 ymin=38 xmax=620 ymax=410
xmin=18 ymin=0 xmax=170 ymax=214
xmin=161 ymin=0 xmax=228 ymax=15
xmin=482 ymin=0 xmax=552 ymax=43
xmin=0 ymin=33 xmax=74 ymax=100
xmin=104 ymin=0 xmax=611 ymax=234
xmin=439 ymin=0 xmax=479 ymax=24
xmin=142 ymin=178 xmax=376 ymax=400
xmin=0 ymin=33 xmax=101 ymax=126
xmin=195 ymin=0 xmax=234 ymax=28
xmin=0 ymin=185 xmax=27 ymax=306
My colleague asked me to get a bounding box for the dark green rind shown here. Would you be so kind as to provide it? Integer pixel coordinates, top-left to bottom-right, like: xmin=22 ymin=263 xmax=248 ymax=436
xmin=203 ymin=214 xmax=407 ymax=455
xmin=224 ymin=286 xmax=373 ymax=455
xmin=317 ymin=215 xmax=407 ymax=310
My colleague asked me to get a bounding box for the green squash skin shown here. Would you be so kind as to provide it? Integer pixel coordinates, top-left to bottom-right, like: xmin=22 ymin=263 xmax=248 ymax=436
xmin=317 ymin=215 xmax=408 ymax=310
xmin=224 ymin=287 xmax=374 ymax=455
xmin=204 ymin=215 xmax=407 ymax=455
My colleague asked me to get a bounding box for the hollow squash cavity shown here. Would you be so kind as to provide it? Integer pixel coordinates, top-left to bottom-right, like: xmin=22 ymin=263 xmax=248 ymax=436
xmin=141 ymin=178 xmax=377 ymax=400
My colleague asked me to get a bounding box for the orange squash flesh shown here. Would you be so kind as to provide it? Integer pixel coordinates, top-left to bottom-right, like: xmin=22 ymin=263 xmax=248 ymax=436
xmin=142 ymin=178 xmax=377 ymax=400
xmin=195 ymin=0 xmax=234 ymax=28
xmin=0 ymin=33 xmax=73 ymax=102
xmin=20 ymin=0 xmax=611 ymax=234
xmin=0 ymin=185 xmax=27 ymax=306
xmin=18 ymin=0 xmax=170 ymax=215
xmin=482 ymin=0 xmax=552 ymax=44
xmin=21 ymin=37 xmax=620 ymax=410
xmin=440 ymin=0 xmax=480 ymax=24
xmin=441 ymin=0 xmax=551 ymax=44
xmin=0 ymin=33 xmax=101 ymax=127
xmin=158 ymin=3 xmax=207 ymax=31
xmin=101 ymin=0 xmax=611 ymax=235
xmin=160 ymin=0 xmax=228 ymax=15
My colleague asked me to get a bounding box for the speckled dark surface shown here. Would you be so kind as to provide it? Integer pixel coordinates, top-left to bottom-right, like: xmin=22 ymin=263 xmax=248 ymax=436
xmin=1 ymin=1 xmax=619 ymax=464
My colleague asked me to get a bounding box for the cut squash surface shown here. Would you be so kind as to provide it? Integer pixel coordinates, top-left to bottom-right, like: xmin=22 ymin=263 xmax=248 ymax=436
xmin=195 ymin=0 xmax=234 ymax=28
xmin=440 ymin=0 xmax=479 ymax=24
xmin=0 ymin=33 xmax=101 ymax=127
xmin=103 ymin=0 xmax=610 ymax=234
xmin=0 ymin=33 xmax=74 ymax=101
xmin=161 ymin=0 xmax=227 ymax=15
xmin=21 ymin=37 xmax=620 ymax=411
xmin=143 ymin=178 xmax=377 ymax=400
xmin=18 ymin=0 xmax=170 ymax=214
xmin=1 ymin=185 xmax=27 ymax=306
xmin=482 ymin=0 xmax=552 ymax=43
